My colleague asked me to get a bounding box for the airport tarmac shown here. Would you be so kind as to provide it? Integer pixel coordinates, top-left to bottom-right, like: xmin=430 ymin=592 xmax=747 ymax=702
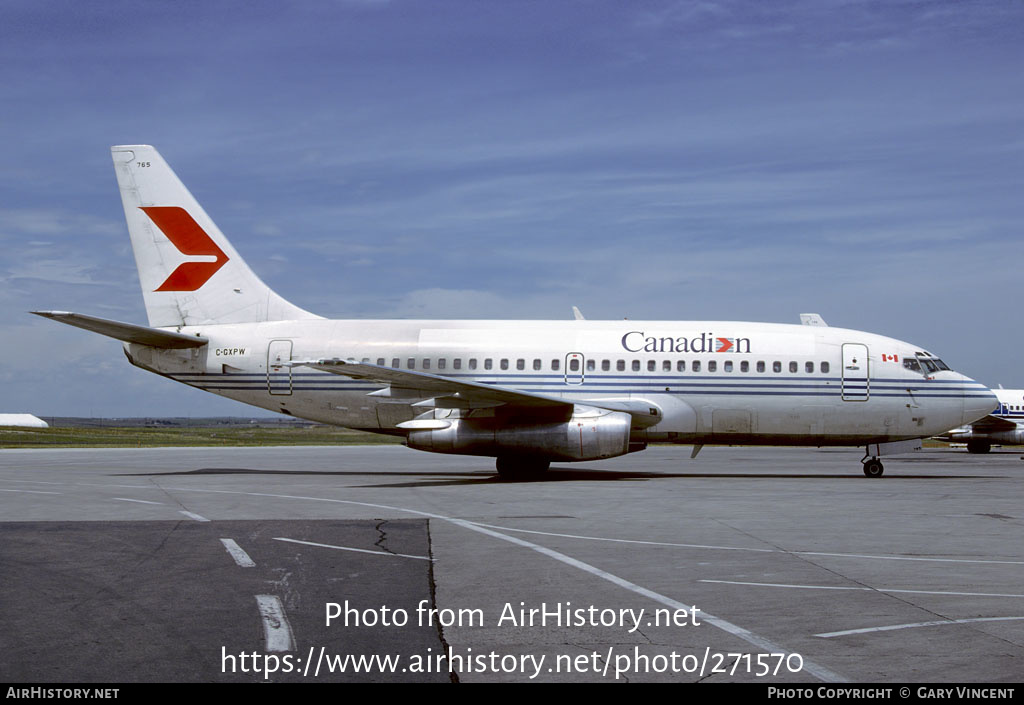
xmin=1 ymin=444 xmax=1022 ymax=683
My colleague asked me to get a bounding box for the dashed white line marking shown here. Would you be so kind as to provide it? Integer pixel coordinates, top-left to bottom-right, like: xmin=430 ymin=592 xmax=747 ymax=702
xmin=220 ymin=538 xmax=256 ymax=567
xmin=816 ymin=616 xmax=1024 ymax=638
xmin=273 ymin=537 xmax=432 ymax=561
xmin=179 ymin=510 xmax=210 ymax=522
xmin=0 ymin=488 xmax=61 ymax=495
xmin=112 ymin=497 xmax=164 ymax=505
xmin=255 ymin=595 xmax=295 ymax=652
xmin=700 ymin=580 xmax=1024 ymax=598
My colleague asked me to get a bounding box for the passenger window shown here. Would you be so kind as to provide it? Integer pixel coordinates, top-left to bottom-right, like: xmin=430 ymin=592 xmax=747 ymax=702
xmin=789 ymin=361 xmax=798 ymax=373
xmin=708 ymin=361 xmax=717 ymax=372
xmin=805 ymin=361 xmax=813 ymax=373
xmin=724 ymin=361 xmax=733 ymax=372
xmin=821 ymin=361 xmax=829 ymax=373
xmin=407 ymin=358 xmax=415 ymax=369
xmin=617 ymin=360 xmax=625 ymax=371
xmin=741 ymin=361 xmax=749 ymax=372
xmin=632 ymin=360 xmax=641 ymax=372
xmin=453 ymin=359 xmax=462 ymax=370
xmin=376 ymin=358 xmax=385 ymax=366
xmin=484 ymin=359 xmax=493 ymax=370
xmin=552 ymin=359 xmax=560 ymax=371
xmin=677 ymin=360 xmax=685 ymax=372
xmin=438 ymin=359 xmax=447 ymax=370
xmin=361 ymin=358 xmax=370 ymax=363
xmin=773 ymin=361 xmax=781 ymax=373
xmin=533 ymin=359 xmax=542 ymax=371
xmin=423 ymin=359 xmax=431 ymax=370
xmin=570 ymin=359 xmax=580 ymax=371
xmin=692 ymin=361 xmax=701 ymax=372
xmin=756 ymin=361 xmax=765 ymax=373
xmin=516 ymin=359 xmax=525 ymax=370
xmin=500 ymin=359 xmax=509 ymax=370
xmin=647 ymin=360 xmax=656 ymax=372
xmin=602 ymin=360 xmax=610 ymax=371
xmin=469 ymin=358 xmax=477 ymax=370
xmin=391 ymin=358 xmax=400 ymax=368
xmin=587 ymin=359 xmax=595 ymax=371
xmin=663 ymin=360 xmax=671 ymax=372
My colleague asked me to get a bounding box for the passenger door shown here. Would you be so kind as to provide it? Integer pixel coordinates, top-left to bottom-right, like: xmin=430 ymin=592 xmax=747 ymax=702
xmin=267 ymin=340 xmax=293 ymax=396
xmin=841 ymin=343 xmax=869 ymax=401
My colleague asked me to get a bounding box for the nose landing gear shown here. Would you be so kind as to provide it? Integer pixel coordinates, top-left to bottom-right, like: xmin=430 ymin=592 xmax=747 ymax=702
xmin=862 ymin=457 xmax=884 ymax=477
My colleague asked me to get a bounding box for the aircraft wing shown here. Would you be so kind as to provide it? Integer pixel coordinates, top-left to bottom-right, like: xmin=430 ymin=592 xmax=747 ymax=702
xmin=968 ymin=414 xmax=1020 ymax=433
xmin=291 ymin=358 xmax=661 ymax=425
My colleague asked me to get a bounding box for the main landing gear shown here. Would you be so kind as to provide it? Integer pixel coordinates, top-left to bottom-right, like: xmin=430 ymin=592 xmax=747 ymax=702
xmin=495 ymin=456 xmax=551 ymax=481
xmin=966 ymin=440 xmax=992 ymax=454
xmin=862 ymin=457 xmax=884 ymax=478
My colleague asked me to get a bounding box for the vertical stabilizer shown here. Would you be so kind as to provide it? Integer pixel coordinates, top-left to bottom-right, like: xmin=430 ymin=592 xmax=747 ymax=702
xmin=111 ymin=145 xmax=320 ymax=327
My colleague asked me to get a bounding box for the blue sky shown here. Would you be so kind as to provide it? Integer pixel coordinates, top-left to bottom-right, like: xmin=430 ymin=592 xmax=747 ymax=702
xmin=2 ymin=1 xmax=1023 ymax=417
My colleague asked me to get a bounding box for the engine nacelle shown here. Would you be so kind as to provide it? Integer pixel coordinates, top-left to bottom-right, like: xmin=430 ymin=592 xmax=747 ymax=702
xmin=945 ymin=428 xmax=1024 ymax=445
xmin=406 ymin=408 xmax=635 ymax=462
xmin=984 ymin=429 xmax=1024 ymax=446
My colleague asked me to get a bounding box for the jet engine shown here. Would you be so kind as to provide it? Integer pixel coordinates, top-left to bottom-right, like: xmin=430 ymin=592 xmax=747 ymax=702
xmin=405 ymin=406 xmax=636 ymax=462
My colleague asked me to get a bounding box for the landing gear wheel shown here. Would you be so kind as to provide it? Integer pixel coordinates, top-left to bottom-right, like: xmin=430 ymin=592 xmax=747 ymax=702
xmin=966 ymin=440 xmax=992 ymax=454
xmin=862 ymin=459 xmax=884 ymax=477
xmin=495 ymin=457 xmax=550 ymax=481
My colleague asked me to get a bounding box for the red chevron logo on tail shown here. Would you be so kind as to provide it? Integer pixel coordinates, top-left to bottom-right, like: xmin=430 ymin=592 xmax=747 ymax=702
xmin=141 ymin=206 xmax=229 ymax=291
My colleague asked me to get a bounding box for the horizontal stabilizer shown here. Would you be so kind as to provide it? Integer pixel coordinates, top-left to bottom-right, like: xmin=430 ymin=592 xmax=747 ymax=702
xmin=31 ymin=311 xmax=208 ymax=349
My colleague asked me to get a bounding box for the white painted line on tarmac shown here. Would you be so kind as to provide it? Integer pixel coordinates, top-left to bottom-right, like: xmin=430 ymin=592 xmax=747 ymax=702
xmin=791 ymin=550 xmax=1024 ymax=566
xmin=255 ymin=595 xmax=295 ymax=652
xmin=162 ymin=485 xmax=846 ymax=683
xmin=816 ymin=616 xmax=1024 ymax=638
xmin=179 ymin=510 xmax=210 ymax=522
xmin=472 ymin=522 xmax=1024 ymax=565
xmin=220 ymin=538 xmax=256 ymax=567
xmin=471 ymin=522 xmax=775 ymax=553
xmin=273 ymin=537 xmax=432 ymax=561
xmin=700 ymin=580 xmax=1024 ymax=598
xmin=0 ymin=488 xmax=61 ymax=494
xmin=112 ymin=497 xmax=164 ymax=505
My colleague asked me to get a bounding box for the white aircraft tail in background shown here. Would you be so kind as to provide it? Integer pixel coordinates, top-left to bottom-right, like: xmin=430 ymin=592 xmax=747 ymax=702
xmin=32 ymin=145 xmax=998 ymax=479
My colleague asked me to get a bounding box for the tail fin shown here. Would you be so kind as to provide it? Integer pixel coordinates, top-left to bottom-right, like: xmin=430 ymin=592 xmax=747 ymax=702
xmin=111 ymin=145 xmax=320 ymax=327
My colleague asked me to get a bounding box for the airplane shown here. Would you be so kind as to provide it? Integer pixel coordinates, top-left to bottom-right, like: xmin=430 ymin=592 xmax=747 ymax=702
xmin=935 ymin=387 xmax=1024 ymax=453
xmin=32 ymin=145 xmax=997 ymax=479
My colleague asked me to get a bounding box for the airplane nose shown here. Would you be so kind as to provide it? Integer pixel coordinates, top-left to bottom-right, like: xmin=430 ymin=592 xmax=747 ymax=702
xmin=959 ymin=375 xmax=998 ymax=426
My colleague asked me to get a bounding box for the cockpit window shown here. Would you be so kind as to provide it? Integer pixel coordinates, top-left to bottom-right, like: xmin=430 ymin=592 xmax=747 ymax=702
xmin=911 ymin=352 xmax=950 ymax=374
xmin=905 ymin=352 xmax=953 ymax=375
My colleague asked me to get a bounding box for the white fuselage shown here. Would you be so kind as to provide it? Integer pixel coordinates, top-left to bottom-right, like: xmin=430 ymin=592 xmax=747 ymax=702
xmin=125 ymin=318 xmax=994 ymax=448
